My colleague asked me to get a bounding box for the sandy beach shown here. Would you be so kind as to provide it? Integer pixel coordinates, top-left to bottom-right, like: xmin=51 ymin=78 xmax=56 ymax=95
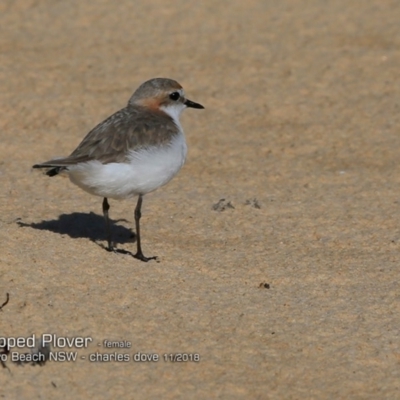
xmin=1 ymin=1 xmax=400 ymax=398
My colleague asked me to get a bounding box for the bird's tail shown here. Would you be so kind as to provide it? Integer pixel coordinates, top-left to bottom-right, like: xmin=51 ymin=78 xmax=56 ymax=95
xmin=32 ymin=164 xmax=66 ymax=177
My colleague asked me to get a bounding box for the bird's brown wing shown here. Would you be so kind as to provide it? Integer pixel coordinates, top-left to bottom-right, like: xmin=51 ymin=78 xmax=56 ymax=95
xmin=33 ymin=106 xmax=179 ymax=168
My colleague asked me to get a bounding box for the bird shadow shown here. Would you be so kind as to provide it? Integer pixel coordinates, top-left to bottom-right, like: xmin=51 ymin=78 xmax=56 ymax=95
xmin=17 ymin=212 xmax=136 ymax=249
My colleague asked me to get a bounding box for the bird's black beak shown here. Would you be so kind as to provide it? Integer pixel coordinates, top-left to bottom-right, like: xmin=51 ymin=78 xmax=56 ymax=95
xmin=184 ymin=99 xmax=204 ymax=109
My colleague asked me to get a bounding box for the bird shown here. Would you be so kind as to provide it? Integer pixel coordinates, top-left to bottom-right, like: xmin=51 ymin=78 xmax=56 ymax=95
xmin=33 ymin=78 xmax=204 ymax=262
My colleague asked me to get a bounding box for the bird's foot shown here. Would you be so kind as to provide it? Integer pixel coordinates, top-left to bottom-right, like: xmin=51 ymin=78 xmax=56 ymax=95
xmin=105 ymin=243 xmax=118 ymax=253
xmin=133 ymin=251 xmax=157 ymax=263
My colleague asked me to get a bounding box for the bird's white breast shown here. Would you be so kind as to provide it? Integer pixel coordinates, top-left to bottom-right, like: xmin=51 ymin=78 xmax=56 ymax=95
xmin=67 ymin=132 xmax=187 ymax=200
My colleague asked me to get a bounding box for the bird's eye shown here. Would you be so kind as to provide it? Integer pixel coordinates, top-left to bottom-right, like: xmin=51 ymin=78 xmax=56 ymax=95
xmin=169 ymin=92 xmax=180 ymax=101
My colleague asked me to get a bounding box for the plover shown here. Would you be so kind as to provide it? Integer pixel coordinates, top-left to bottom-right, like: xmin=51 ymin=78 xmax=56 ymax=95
xmin=33 ymin=78 xmax=204 ymax=262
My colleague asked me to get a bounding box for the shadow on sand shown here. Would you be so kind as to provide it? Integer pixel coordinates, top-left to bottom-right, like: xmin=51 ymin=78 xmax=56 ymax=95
xmin=17 ymin=212 xmax=136 ymax=249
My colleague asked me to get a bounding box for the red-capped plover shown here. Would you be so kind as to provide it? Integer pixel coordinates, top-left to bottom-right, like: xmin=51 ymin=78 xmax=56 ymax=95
xmin=33 ymin=78 xmax=204 ymax=262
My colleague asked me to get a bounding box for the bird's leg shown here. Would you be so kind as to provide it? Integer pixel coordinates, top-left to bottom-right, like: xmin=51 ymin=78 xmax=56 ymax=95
xmin=133 ymin=195 xmax=157 ymax=262
xmin=102 ymin=197 xmax=114 ymax=251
